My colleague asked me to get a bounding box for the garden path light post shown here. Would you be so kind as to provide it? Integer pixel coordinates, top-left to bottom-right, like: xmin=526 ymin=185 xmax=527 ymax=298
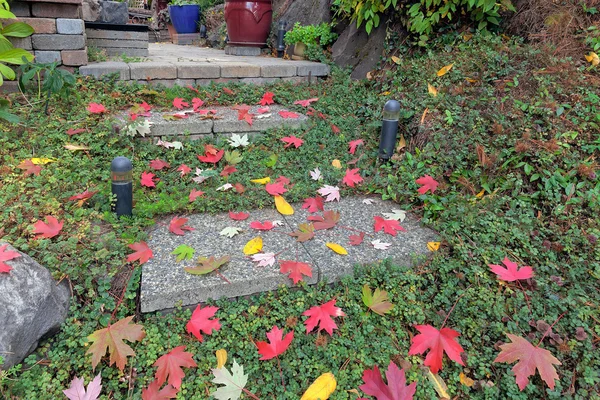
xmin=277 ymin=20 xmax=287 ymax=58
xmin=111 ymin=156 xmax=133 ymax=217
xmin=378 ymin=100 xmax=401 ymax=160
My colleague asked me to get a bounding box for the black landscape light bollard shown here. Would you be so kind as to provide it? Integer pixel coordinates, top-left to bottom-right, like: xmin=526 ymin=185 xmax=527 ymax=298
xmin=378 ymin=100 xmax=401 ymax=160
xmin=277 ymin=20 xmax=287 ymax=58
xmin=111 ymin=156 xmax=133 ymax=217
xmin=200 ymin=24 xmax=207 ymax=38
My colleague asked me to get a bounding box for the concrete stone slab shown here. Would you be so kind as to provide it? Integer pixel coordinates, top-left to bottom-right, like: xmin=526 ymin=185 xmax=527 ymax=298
xmin=213 ymin=105 xmax=308 ymax=133
xmin=220 ymin=62 xmax=260 ymax=78
xmin=295 ymin=61 xmax=330 ymax=77
xmin=79 ymin=61 xmax=130 ymax=80
xmin=140 ymin=209 xmax=317 ymax=313
xmin=146 ymin=111 xmax=214 ymax=136
xmin=130 ymin=62 xmax=177 ymax=80
xmin=225 ymin=46 xmax=261 ymax=56
xmin=176 ymin=62 xmax=220 ymax=79
xmin=261 ymin=64 xmax=297 ymax=78
xmin=137 ymin=79 xmax=195 ymax=88
xmin=282 ymin=196 xmax=439 ymax=283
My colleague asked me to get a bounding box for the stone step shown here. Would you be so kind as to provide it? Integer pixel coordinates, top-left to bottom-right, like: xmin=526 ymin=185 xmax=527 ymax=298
xmin=140 ymin=196 xmax=438 ymax=313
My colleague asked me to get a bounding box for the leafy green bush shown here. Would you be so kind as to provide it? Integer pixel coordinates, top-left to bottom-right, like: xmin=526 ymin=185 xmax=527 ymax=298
xmin=284 ymin=22 xmax=337 ymax=48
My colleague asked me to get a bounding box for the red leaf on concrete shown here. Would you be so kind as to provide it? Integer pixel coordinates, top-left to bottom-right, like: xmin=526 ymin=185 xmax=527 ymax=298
xmin=17 ymin=159 xmax=41 ymax=176
xmin=250 ymin=221 xmax=274 ymax=231
xmin=342 ymin=168 xmax=363 ymax=187
xmin=177 ymin=164 xmax=192 ymax=177
xmin=169 ymin=217 xmax=194 ymax=235
xmin=256 ymin=326 xmax=294 ymax=360
xmin=149 ymin=159 xmax=170 ymax=170
xmin=408 ymin=324 xmax=465 ymax=373
xmin=32 ymin=216 xmax=63 ymax=239
xmin=87 ymin=102 xmax=106 ymax=114
xmin=153 ymin=346 xmax=197 ymax=389
xmin=281 ymin=135 xmax=304 ymax=149
xmin=234 ymin=105 xmax=254 ymax=126
xmin=189 ymin=189 xmax=204 ymax=202
xmin=141 ymin=172 xmax=158 ymax=188
xmin=303 ymin=299 xmax=345 ymax=336
xmin=489 ymin=257 xmax=534 ymax=282
xmin=349 ymin=139 xmax=364 ymax=155
xmin=279 ymin=260 xmax=313 ymax=284
xmin=293 ymin=98 xmax=318 ymax=107
xmin=220 ymin=165 xmax=237 ymax=177
xmin=278 ymin=110 xmax=299 ymax=119
xmin=141 ymin=380 xmax=178 ymax=400
xmin=186 ymin=304 xmax=221 ymax=342
xmin=349 ymin=232 xmax=365 ymax=246
xmin=302 ymin=196 xmax=324 ymax=213
xmin=416 ymin=175 xmax=439 ymax=194
xmin=259 ymin=91 xmax=274 ymax=106
xmin=192 ymin=97 xmax=204 ymax=111
xmin=0 ymin=244 xmax=20 ymax=273
xmin=373 ymin=216 xmax=405 ymax=236
xmin=172 ymin=98 xmax=189 ymax=110
xmin=229 ymin=211 xmax=249 ymax=221
xmin=127 ymin=241 xmax=153 ymax=264
xmin=359 ymin=361 xmax=417 ymax=400
xmin=308 ymin=210 xmax=340 ymax=230
xmin=265 ymin=182 xmax=287 ymax=196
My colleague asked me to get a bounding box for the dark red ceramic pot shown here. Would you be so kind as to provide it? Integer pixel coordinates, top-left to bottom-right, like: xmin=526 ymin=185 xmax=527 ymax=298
xmin=224 ymin=0 xmax=272 ymax=47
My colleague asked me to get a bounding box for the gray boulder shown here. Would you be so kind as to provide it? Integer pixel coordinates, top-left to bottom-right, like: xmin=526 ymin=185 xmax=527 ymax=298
xmin=82 ymin=0 xmax=101 ymax=22
xmin=273 ymin=0 xmax=331 ymax=27
xmin=99 ymin=1 xmax=129 ymax=24
xmin=0 ymin=243 xmax=70 ymax=369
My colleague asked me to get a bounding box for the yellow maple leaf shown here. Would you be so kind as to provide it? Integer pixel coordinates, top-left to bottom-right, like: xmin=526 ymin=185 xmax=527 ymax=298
xmin=391 ymin=56 xmax=401 ymax=65
xmin=427 ymin=369 xmax=450 ymax=399
xmin=30 ymin=157 xmax=56 ymax=165
xmin=301 ymin=372 xmax=337 ymax=400
xmin=331 ymin=159 xmax=342 ymax=169
xmin=460 ymin=372 xmax=474 ymax=387
xmin=274 ymin=195 xmax=294 ymax=215
xmin=251 ymin=177 xmax=271 ymax=184
xmin=216 ymin=349 xmax=227 ymax=369
xmin=64 ymin=144 xmax=90 ymax=151
xmin=585 ymin=52 xmax=599 ymax=66
xmin=475 ymin=189 xmax=485 ymax=199
xmin=243 ymin=237 xmax=263 ymax=255
xmin=427 ymin=242 xmax=440 ymax=252
xmin=428 ymin=83 xmax=438 ymax=97
xmin=437 ymin=63 xmax=454 ymax=77
xmin=326 ymin=242 xmax=347 ymax=255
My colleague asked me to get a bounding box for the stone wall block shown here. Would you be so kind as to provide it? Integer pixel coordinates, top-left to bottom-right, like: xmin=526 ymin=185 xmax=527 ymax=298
xmin=32 ymin=3 xmax=80 ymax=19
xmin=32 ymin=34 xmax=85 ymax=50
xmin=61 ymin=49 xmax=88 ymax=66
xmin=56 ymin=18 xmax=84 ymax=35
xmin=34 ymin=50 xmax=61 ymax=63
xmin=18 ymin=17 xmax=57 ymax=34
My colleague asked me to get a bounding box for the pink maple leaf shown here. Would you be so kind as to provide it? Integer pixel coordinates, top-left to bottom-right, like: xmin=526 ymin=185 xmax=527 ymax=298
xmin=63 ymin=374 xmax=102 ymax=400
xmin=149 ymin=159 xmax=170 ymax=170
xmin=172 ymin=98 xmax=189 ymax=110
xmin=127 ymin=241 xmax=153 ymax=264
xmin=265 ymin=182 xmax=287 ymax=196
xmin=359 ymin=362 xmax=416 ymax=400
xmin=250 ymin=221 xmax=274 ymax=231
xmin=220 ymin=165 xmax=237 ymax=177
xmin=189 ymin=189 xmax=204 ymax=202
xmin=169 ymin=217 xmax=194 ymax=235
xmin=0 ymin=244 xmax=20 ymax=273
xmin=256 ymin=326 xmax=294 ymax=360
xmin=302 ymin=196 xmax=324 ymax=213
xmin=408 ymin=324 xmax=465 ymax=373
xmin=416 ymin=175 xmax=439 ymax=194
xmin=141 ymin=172 xmax=158 ymax=188
xmin=489 ymin=257 xmax=534 ymax=282
xmin=280 ymin=260 xmax=313 ymax=284
xmin=293 ymin=98 xmax=318 ymax=107
xmin=177 ymin=164 xmax=191 ymax=177
xmin=278 ymin=110 xmax=299 ymax=119
xmin=281 ymin=135 xmax=304 ymax=149
xmin=229 ymin=211 xmax=249 ymax=221
xmin=259 ymin=92 xmax=274 ymax=106
xmin=32 ymin=216 xmax=64 ymax=239
xmin=349 ymin=139 xmax=364 ymax=155
xmin=87 ymin=103 xmax=106 ymax=114
xmin=192 ymin=98 xmax=204 ymax=112
xmin=317 ymin=185 xmax=340 ymax=202
xmin=373 ymin=216 xmax=406 ymax=236
xmin=342 ymin=168 xmax=363 ymax=187
xmin=303 ymin=299 xmax=345 ymax=336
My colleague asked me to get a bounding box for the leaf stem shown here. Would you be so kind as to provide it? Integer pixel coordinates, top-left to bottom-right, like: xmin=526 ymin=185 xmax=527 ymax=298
xmin=277 ymin=356 xmax=286 ymax=393
xmin=536 ymin=312 xmax=566 ymax=347
xmin=440 ymin=284 xmax=472 ymax=329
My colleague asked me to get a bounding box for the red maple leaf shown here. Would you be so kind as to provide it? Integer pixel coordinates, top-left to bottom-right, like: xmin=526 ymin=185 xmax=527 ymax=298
xmin=293 ymin=98 xmax=318 ymax=107
xmin=149 ymin=159 xmax=170 ymax=170
xmin=275 ymin=175 xmax=291 ymax=186
xmin=489 ymin=257 xmax=534 ymax=282
xmin=229 ymin=211 xmax=249 ymax=221
xmin=493 ymin=333 xmax=561 ymax=391
xmin=0 ymin=244 xmax=20 ymax=273
xmin=373 ymin=216 xmax=406 ymax=236
xmin=257 ymin=106 xmax=270 ymax=114
xmin=330 ymin=123 xmax=341 ymax=134
xmin=187 ymin=85 xmax=200 ymax=93
xmin=302 ymin=196 xmax=324 ymax=213
xmin=223 ymin=87 xmax=234 ymax=95
xmin=153 ymin=346 xmax=197 ymax=389
xmin=281 ymin=135 xmax=304 ymax=149
xmin=169 ymin=217 xmax=194 ymax=235
xmin=172 ymin=98 xmax=189 ymax=110
xmin=140 ymin=101 xmax=152 ymax=112
xmin=198 ymin=149 xmax=224 ymax=164
xmin=141 ymin=172 xmax=158 ymax=188
xmin=278 ymin=110 xmax=299 ymax=119
xmin=256 ymin=326 xmax=294 ymax=360
xmin=302 ymin=299 xmax=346 ymax=336
xmin=177 ymin=164 xmax=191 ymax=177
xmin=87 ymin=102 xmax=106 ymax=114
xmin=259 ymin=92 xmax=274 ymax=106
xmin=189 ymin=189 xmax=204 ymax=202
xmin=416 ymin=175 xmax=439 ymax=194
xmin=408 ymin=324 xmax=465 ymax=373
xmin=66 ymin=128 xmax=86 ymax=136
xmin=186 ymin=304 xmax=221 ymax=342
xmin=141 ymin=380 xmax=178 ymax=400
xmin=343 ymin=168 xmax=364 ymax=187
xmin=17 ymin=159 xmax=41 ymax=176
xmin=308 ymin=210 xmax=341 ymax=230
xmin=265 ymin=182 xmax=287 ymax=196
xmin=127 ymin=241 xmax=153 ymax=264
xmin=204 ymin=144 xmax=219 ymax=155
xmin=234 ymin=183 xmax=245 ymax=193
xmin=279 ymin=260 xmax=313 ymax=284
xmin=349 ymin=139 xmax=364 ymax=155
xmin=192 ymin=97 xmax=204 ymax=112
xmin=32 ymin=216 xmax=63 ymax=239
xmin=68 ymin=189 xmax=98 ymax=203
xmin=250 ymin=221 xmax=274 ymax=230
xmin=234 ymin=105 xmax=254 ymax=126
xmin=220 ymin=165 xmax=237 ymax=177
xmin=359 ymin=361 xmax=417 ymax=400
xmin=349 ymin=232 xmax=365 ymax=246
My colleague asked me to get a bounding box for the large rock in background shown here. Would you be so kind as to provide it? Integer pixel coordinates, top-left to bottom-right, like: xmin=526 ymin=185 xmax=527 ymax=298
xmin=332 ymin=19 xmax=389 ymax=80
xmin=82 ymin=0 xmax=101 ymax=22
xmin=0 ymin=243 xmax=70 ymax=369
xmin=83 ymin=0 xmax=128 ymax=24
xmin=273 ymin=0 xmax=331 ymax=27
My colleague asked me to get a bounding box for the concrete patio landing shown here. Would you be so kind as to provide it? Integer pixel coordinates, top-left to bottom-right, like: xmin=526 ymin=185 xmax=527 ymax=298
xmin=80 ymin=43 xmax=329 ymax=87
xmin=140 ymin=196 xmax=438 ymax=313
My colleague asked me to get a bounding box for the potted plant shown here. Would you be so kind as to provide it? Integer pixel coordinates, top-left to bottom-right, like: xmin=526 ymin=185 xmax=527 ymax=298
xmin=157 ymin=8 xmax=176 ymax=40
xmin=224 ymin=0 xmax=271 ymax=47
xmin=168 ymin=0 xmax=201 ymax=34
xmin=284 ymin=22 xmax=337 ymax=60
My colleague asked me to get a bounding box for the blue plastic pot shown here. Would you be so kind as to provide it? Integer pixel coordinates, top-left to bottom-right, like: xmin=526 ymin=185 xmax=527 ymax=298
xmin=168 ymin=5 xmax=200 ymax=34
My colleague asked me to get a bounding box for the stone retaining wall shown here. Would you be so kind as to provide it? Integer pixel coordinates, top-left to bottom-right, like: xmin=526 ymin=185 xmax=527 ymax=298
xmin=86 ymin=28 xmax=149 ymax=57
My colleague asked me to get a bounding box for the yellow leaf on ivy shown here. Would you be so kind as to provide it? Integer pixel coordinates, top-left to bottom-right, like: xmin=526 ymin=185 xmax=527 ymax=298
xmin=397 ymin=135 xmax=406 ymax=151
xmin=427 ymin=369 xmax=450 ymax=399
xmin=391 ymin=56 xmax=401 ymax=65
xmin=346 ymin=389 xmax=359 ymax=394
xmin=331 ymin=159 xmax=342 ymax=169
xmin=251 ymin=177 xmax=271 ymax=184
xmin=585 ymin=52 xmax=599 ymax=66
xmin=476 ymin=189 xmax=485 ymax=199
xmin=64 ymin=143 xmax=90 ymax=151
xmin=427 ymin=242 xmax=440 ymax=252
xmin=428 ymin=83 xmax=438 ymax=97
xmin=300 ymin=372 xmax=337 ymax=400
xmin=216 ymin=349 xmax=227 ymax=369
xmin=436 ymin=63 xmax=454 ymax=77
xmin=274 ymin=195 xmax=294 ymax=215
xmin=463 ymin=33 xmax=473 ymax=41
xmin=31 ymin=157 xmax=55 ymax=165
xmin=243 ymin=237 xmax=263 ymax=255
xmin=326 ymin=242 xmax=347 ymax=255
xmin=460 ymin=372 xmax=474 ymax=387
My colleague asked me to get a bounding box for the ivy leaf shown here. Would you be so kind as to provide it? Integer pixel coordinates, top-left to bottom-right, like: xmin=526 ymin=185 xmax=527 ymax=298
xmin=494 ymin=333 xmax=561 ymax=391
xmin=359 ymin=361 xmax=416 ymax=400
xmin=303 ymin=299 xmax=345 ymax=336
xmin=362 ymin=285 xmax=394 ymax=315
xmin=0 ymin=243 xmax=20 ymax=273
xmin=184 ymin=255 xmax=231 ymax=275
xmin=219 ymin=227 xmax=242 ymax=238
xmin=280 ymin=260 xmax=313 ymax=284
xmin=63 ymin=374 xmax=102 ymax=400
xmin=256 ymin=326 xmax=294 ymax=360
xmin=153 ymin=346 xmax=197 ymax=389
xmin=141 ymin=380 xmax=178 ymax=400
xmin=408 ymin=325 xmax=465 ymax=373
xmin=127 ymin=241 xmax=153 ymax=264
xmin=32 ymin=216 xmax=63 ymax=239
xmin=489 ymin=257 xmax=534 ymax=282
xmin=211 ymin=360 xmax=248 ymax=400
xmin=86 ymin=316 xmax=145 ymax=371
xmin=172 ymin=245 xmax=195 ymax=262
xmin=169 ymin=216 xmax=194 ymax=236
xmin=186 ymin=305 xmax=221 ymax=342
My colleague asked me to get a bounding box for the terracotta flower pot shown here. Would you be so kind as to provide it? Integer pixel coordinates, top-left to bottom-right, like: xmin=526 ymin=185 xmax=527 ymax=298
xmin=224 ymin=0 xmax=272 ymax=47
xmin=293 ymin=42 xmax=306 ymax=58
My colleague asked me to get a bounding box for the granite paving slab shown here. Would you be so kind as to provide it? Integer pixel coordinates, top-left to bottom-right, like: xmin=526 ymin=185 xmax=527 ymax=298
xmin=282 ymin=196 xmax=439 ymax=283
